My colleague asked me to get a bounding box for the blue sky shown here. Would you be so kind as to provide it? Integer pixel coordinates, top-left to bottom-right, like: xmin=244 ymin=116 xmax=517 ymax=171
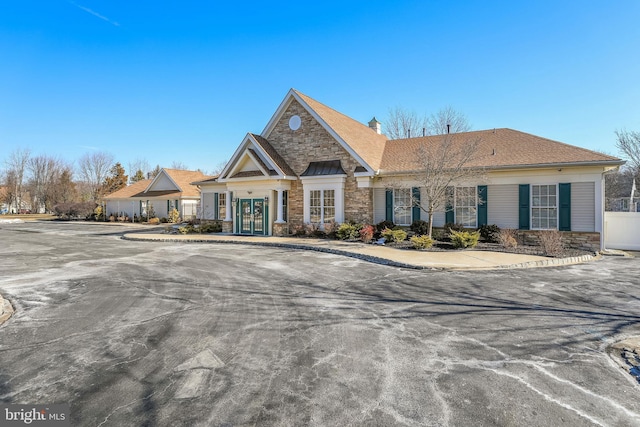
xmin=1 ymin=1 xmax=639 ymax=174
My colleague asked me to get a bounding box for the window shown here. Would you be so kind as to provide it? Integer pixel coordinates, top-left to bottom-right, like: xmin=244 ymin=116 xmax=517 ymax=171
xmin=455 ymin=187 xmax=477 ymax=227
xmin=218 ymin=193 xmax=226 ymax=220
xmin=393 ymin=188 xmax=412 ymax=226
xmin=282 ymin=190 xmax=288 ymax=222
xmin=531 ymin=184 xmax=557 ymax=229
xmin=310 ymin=189 xmax=335 ymax=223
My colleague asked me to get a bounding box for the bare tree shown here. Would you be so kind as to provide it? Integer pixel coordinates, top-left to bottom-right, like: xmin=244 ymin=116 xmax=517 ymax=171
xmin=127 ymin=158 xmax=150 ymax=183
xmin=384 ymin=107 xmax=427 ymax=139
xmin=77 ymin=151 xmax=114 ymax=202
xmin=605 ymin=166 xmax=639 ymax=211
xmin=4 ymin=148 xmax=31 ymax=213
xmin=413 ymin=133 xmax=485 ymax=238
xmin=27 ymin=155 xmax=66 ymax=213
xmin=211 ymin=159 xmax=228 ymax=175
xmin=170 ymin=161 xmax=189 ymax=170
xmin=616 ymin=129 xmax=640 ymax=172
xmin=426 ymin=106 xmax=472 ymax=135
xmin=384 ymin=106 xmax=471 ymax=139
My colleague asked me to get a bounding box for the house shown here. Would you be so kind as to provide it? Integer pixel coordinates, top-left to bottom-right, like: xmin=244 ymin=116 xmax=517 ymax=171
xmin=0 ymin=186 xmax=33 ymax=214
xmin=104 ymin=168 xmax=212 ymax=220
xmin=195 ymin=89 xmax=624 ymax=250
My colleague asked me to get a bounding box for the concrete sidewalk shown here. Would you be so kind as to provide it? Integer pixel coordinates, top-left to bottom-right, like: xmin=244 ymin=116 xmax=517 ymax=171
xmin=122 ymin=232 xmax=596 ymax=270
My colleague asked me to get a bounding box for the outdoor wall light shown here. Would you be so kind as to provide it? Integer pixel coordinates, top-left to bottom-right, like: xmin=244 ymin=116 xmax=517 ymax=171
xmin=264 ymin=196 xmax=269 ymax=203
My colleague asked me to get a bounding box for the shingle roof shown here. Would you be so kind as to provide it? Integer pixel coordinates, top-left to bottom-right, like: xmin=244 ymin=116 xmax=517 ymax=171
xmin=250 ymin=133 xmax=297 ymax=177
xmin=294 ymin=90 xmax=388 ymax=171
xmin=162 ymin=169 xmax=213 ymax=197
xmin=104 ymin=169 xmax=213 ymax=200
xmin=291 ymin=91 xmax=622 ymax=174
xmin=103 ymin=179 xmax=152 ymax=199
xmin=380 ymin=128 xmax=623 ymax=173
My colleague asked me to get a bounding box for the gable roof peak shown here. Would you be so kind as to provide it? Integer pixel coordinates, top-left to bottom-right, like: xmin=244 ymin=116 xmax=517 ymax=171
xmin=262 ymin=89 xmax=388 ymax=173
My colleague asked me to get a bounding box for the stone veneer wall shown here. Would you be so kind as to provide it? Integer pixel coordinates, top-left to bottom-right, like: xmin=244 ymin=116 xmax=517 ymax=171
xmin=267 ymin=99 xmax=373 ymax=228
xmin=517 ymin=230 xmax=601 ymax=252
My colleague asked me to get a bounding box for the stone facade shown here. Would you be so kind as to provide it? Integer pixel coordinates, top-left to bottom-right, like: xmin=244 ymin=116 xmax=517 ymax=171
xmin=517 ymin=230 xmax=601 ymax=252
xmin=266 ymin=100 xmax=373 ymax=228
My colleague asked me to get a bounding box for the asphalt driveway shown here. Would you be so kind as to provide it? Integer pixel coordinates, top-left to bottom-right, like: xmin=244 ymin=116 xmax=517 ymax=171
xmin=0 ymin=221 xmax=639 ymax=426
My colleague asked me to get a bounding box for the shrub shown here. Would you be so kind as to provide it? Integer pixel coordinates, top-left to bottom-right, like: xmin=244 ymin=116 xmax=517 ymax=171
xmin=410 ymin=220 xmax=429 ymax=236
xmin=337 ymin=223 xmax=360 ymax=240
xmin=450 ymin=229 xmax=480 ymax=249
xmin=359 ymin=224 xmax=375 ymax=243
xmin=177 ymin=225 xmax=192 ymax=234
xmin=168 ymin=208 xmax=181 ymax=223
xmin=376 ymin=220 xmax=395 ymax=232
xmin=147 ymin=203 xmax=156 ymax=219
xmin=381 ymin=227 xmax=407 ymax=243
xmin=538 ymin=229 xmax=564 ymax=257
xmin=478 ymin=224 xmax=501 ymax=243
xmin=305 ymin=223 xmax=326 ymax=238
xmin=148 ymin=217 xmax=160 ymax=225
xmin=93 ymin=205 xmax=104 ymax=221
xmin=290 ymin=222 xmax=306 ymax=236
xmin=53 ymin=202 xmax=96 ymax=220
xmin=497 ymin=229 xmax=518 ymax=248
xmin=199 ymin=222 xmax=222 ymax=233
xmin=324 ymin=220 xmax=338 ymax=238
xmin=444 ymin=222 xmax=466 ymax=236
xmin=410 ymin=235 xmax=433 ymax=250
xmin=431 ymin=228 xmax=446 ymax=241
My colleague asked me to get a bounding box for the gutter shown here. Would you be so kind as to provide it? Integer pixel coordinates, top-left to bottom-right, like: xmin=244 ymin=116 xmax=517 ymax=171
xmin=377 ymin=160 xmax=625 ymax=176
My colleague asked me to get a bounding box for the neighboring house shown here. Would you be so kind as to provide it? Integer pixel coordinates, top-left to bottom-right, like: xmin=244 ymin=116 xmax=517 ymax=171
xmin=195 ymin=89 xmax=624 ymax=250
xmin=0 ymin=186 xmax=9 ymax=214
xmin=0 ymin=186 xmax=33 ymax=214
xmin=104 ymin=168 xmax=212 ymax=220
xmin=608 ymin=198 xmax=640 ymax=212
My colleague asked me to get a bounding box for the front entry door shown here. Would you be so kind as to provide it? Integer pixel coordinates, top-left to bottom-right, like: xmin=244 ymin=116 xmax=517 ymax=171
xmin=239 ymin=199 xmax=265 ymax=235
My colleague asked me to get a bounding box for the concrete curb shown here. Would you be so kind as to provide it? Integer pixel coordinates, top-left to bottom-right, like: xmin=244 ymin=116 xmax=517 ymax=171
xmin=0 ymin=294 xmax=14 ymax=326
xmin=121 ymin=234 xmax=596 ymax=271
xmin=495 ymin=253 xmax=596 ymax=270
xmin=122 ymin=235 xmax=431 ymax=270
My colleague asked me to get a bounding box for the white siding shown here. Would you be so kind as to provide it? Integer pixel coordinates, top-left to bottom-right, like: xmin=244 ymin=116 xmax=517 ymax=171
xmin=106 ymin=200 xmax=140 ymax=218
xmin=201 ymin=193 xmax=216 ymax=220
xmin=373 ymin=188 xmax=386 ymax=224
xmin=571 ymin=182 xmax=595 ymax=232
xmin=150 ymin=173 xmax=176 ymax=191
xmin=432 ymin=210 xmax=446 ymax=227
xmin=487 ymin=184 xmax=519 ymax=229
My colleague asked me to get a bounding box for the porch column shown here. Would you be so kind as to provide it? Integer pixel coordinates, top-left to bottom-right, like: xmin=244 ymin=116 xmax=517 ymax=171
xmin=275 ymin=189 xmax=285 ymax=224
xmin=224 ymin=190 xmax=232 ymax=222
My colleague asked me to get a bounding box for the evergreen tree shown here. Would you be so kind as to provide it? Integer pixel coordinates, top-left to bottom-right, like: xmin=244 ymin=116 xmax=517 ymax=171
xmin=102 ymin=162 xmax=128 ymax=196
xmin=130 ymin=169 xmax=146 ymax=183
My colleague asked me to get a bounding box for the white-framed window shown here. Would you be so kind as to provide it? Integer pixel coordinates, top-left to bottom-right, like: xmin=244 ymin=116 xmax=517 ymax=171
xmin=393 ymin=188 xmax=412 ymax=226
xmin=455 ymin=187 xmax=477 ymax=227
xmin=531 ymin=184 xmax=557 ymax=229
xmin=310 ymin=189 xmax=335 ymax=223
xmin=218 ymin=192 xmax=226 ymax=220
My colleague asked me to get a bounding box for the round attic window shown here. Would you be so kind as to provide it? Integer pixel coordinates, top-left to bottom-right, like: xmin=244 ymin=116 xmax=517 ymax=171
xmin=288 ymin=115 xmax=301 ymax=131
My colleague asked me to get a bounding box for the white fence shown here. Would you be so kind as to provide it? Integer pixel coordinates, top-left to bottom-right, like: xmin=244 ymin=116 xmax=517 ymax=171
xmin=604 ymin=212 xmax=640 ymax=250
